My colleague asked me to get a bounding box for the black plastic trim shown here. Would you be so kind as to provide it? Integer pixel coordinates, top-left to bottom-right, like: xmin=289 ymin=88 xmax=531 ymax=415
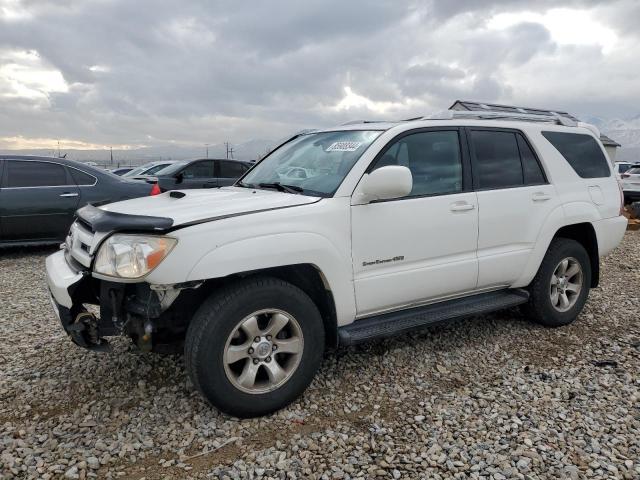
xmin=76 ymin=204 xmax=174 ymax=233
xmin=338 ymin=289 xmax=530 ymax=346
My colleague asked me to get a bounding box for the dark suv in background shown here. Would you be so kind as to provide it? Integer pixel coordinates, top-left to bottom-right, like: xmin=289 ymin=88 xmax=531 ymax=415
xmin=0 ymin=156 xmax=157 ymax=247
xmin=152 ymin=158 xmax=252 ymax=191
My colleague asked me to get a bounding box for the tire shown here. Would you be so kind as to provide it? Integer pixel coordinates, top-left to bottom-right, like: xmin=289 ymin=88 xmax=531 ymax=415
xmin=522 ymin=238 xmax=592 ymax=327
xmin=184 ymin=276 xmax=325 ymax=418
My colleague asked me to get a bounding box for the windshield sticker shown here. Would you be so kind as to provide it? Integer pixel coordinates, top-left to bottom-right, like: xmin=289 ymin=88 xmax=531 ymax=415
xmin=326 ymin=141 xmax=363 ymax=152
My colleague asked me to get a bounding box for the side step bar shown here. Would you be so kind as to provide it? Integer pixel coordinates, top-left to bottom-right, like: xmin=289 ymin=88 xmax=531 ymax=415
xmin=338 ymin=289 xmax=529 ymax=347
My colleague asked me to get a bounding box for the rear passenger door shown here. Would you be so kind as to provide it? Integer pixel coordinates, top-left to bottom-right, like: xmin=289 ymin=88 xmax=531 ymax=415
xmin=468 ymin=128 xmax=558 ymax=289
xmin=0 ymin=159 xmax=80 ymax=242
xmin=217 ymin=160 xmax=248 ymax=186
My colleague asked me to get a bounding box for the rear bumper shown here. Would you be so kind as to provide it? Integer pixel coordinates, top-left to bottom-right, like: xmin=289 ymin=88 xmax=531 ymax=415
xmin=592 ymin=215 xmax=628 ymax=257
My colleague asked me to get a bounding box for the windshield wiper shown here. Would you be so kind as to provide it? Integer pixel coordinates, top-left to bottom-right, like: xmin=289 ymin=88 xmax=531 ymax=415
xmin=258 ymin=182 xmax=304 ymax=194
xmin=235 ymin=181 xmax=255 ymax=189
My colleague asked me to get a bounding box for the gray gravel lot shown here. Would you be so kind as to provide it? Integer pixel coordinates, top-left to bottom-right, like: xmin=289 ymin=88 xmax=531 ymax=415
xmin=1 ymin=233 xmax=639 ymax=479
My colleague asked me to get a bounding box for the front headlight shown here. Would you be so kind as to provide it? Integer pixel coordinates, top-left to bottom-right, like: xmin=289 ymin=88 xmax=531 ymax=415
xmin=94 ymin=234 xmax=177 ymax=279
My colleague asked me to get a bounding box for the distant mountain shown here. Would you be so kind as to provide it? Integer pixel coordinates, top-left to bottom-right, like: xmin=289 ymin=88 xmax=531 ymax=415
xmin=0 ymin=138 xmax=276 ymax=166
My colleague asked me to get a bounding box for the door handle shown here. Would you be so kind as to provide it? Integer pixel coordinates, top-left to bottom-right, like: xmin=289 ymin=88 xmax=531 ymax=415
xmin=450 ymin=202 xmax=475 ymax=212
xmin=532 ymin=192 xmax=551 ymax=202
xmin=60 ymin=192 xmax=79 ymax=197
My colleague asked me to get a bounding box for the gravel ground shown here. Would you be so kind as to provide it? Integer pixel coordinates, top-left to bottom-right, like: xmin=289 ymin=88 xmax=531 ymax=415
xmin=1 ymin=232 xmax=639 ymax=480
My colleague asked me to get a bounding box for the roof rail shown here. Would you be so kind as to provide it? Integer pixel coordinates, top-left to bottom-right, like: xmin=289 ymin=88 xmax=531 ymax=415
xmin=428 ymin=109 xmax=578 ymax=127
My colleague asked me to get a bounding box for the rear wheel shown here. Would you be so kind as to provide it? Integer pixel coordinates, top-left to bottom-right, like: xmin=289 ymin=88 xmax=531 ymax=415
xmin=184 ymin=277 xmax=324 ymax=417
xmin=523 ymin=238 xmax=592 ymax=327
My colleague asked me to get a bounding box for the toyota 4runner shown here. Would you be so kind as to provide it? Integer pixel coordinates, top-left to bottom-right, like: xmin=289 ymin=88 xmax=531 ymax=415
xmin=46 ymin=109 xmax=627 ymax=417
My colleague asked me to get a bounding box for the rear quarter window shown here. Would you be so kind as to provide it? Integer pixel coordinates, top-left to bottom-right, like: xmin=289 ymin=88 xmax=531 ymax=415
xmin=70 ymin=168 xmax=97 ymax=186
xmin=542 ymin=131 xmax=610 ymax=178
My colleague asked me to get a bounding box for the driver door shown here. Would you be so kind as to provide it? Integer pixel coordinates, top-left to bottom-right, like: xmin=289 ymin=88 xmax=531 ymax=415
xmin=351 ymin=128 xmax=479 ymax=316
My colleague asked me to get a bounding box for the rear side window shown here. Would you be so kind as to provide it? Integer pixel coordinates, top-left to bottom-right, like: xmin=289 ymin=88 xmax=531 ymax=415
xmin=470 ymin=130 xmax=522 ymax=189
xmin=542 ymin=131 xmax=610 ymax=178
xmin=70 ymin=168 xmax=96 ymax=186
xmin=218 ymin=161 xmax=246 ymax=178
xmin=617 ymin=163 xmax=632 ymax=174
xmin=517 ymin=134 xmax=546 ymax=185
xmin=6 ymin=160 xmax=69 ymax=187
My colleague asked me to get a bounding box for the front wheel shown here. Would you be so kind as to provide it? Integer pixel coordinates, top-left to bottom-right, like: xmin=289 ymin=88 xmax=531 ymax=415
xmin=523 ymin=238 xmax=592 ymax=327
xmin=184 ymin=277 xmax=325 ymax=418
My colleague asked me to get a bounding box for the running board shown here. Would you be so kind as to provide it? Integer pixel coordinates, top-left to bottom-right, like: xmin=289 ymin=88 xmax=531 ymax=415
xmin=338 ymin=289 xmax=529 ymax=347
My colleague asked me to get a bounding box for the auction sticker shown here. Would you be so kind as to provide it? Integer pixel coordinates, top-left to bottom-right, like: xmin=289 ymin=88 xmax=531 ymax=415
xmin=326 ymin=141 xmax=362 ymax=152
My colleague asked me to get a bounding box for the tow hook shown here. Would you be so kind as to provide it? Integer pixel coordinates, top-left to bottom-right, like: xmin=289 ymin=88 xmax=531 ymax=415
xmin=67 ymin=310 xmax=110 ymax=351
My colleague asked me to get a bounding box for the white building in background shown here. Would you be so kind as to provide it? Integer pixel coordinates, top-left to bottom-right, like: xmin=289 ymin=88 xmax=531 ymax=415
xmin=449 ymin=100 xmax=621 ymax=164
xmin=598 ymin=134 xmax=621 ymax=163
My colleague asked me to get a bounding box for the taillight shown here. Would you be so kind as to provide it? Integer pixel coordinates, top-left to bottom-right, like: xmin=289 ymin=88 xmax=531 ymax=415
xmin=618 ymin=181 xmax=625 ymax=216
xmin=150 ymin=184 xmax=161 ymax=196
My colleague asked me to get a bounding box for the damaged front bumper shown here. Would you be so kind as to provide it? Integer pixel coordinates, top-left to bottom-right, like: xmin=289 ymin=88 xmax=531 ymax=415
xmin=45 ymin=249 xmax=198 ymax=352
xmin=45 ymin=249 xmax=109 ymax=350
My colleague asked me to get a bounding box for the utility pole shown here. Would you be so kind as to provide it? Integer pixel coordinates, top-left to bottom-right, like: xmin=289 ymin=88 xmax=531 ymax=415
xmin=110 ymin=146 xmax=113 ymax=165
xmin=205 ymin=143 xmax=209 ymax=158
xmin=57 ymin=140 xmax=61 ymax=158
xmin=224 ymin=142 xmax=229 ymax=159
xmin=229 ymin=146 xmax=234 ymax=159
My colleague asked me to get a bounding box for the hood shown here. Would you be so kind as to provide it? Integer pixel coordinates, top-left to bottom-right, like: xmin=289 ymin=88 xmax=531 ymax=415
xmin=100 ymin=186 xmax=319 ymax=227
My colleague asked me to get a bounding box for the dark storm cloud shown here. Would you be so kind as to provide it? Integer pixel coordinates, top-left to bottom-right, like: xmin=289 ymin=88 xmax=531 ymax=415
xmin=0 ymin=0 xmax=637 ymax=147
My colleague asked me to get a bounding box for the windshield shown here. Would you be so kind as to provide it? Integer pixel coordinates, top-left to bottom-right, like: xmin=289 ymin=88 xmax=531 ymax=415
xmin=154 ymin=162 xmax=187 ymax=176
xmin=142 ymin=163 xmax=172 ymax=175
xmin=124 ymin=162 xmax=156 ymax=177
xmin=240 ymin=130 xmax=382 ymax=196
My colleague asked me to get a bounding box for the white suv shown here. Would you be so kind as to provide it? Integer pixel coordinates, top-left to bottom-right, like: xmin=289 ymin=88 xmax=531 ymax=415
xmin=618 ymin=164 xmax=640 ymax=203
xmin=46 ymin=110 xmax=627 ymax=417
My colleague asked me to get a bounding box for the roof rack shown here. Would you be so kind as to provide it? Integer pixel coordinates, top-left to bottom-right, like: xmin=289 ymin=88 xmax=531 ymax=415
xmin=428 ymin=109 xmax=578 ymax=127
xmin=443 ymin=99 xmax=581 ymax=126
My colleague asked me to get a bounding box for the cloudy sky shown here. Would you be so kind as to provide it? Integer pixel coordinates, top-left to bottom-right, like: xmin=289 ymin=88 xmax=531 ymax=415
xmin=0 ymin=0 xmax=639 ymax=152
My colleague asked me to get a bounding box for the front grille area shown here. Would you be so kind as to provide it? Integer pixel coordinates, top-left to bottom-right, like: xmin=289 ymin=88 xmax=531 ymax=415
xmin=67 ymin=221 xmax=96 ymax=268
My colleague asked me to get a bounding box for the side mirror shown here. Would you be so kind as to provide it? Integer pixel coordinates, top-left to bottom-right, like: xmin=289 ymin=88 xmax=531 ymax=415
xmin=354 ymin=165 xmax=412 ymax=204
xmin=175 ymin=172 xmax=184 ymax=184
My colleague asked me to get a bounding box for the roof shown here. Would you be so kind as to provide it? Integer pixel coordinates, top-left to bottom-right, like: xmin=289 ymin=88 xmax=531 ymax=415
xmin=450 ymin=100 xmax=622 ymax=148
